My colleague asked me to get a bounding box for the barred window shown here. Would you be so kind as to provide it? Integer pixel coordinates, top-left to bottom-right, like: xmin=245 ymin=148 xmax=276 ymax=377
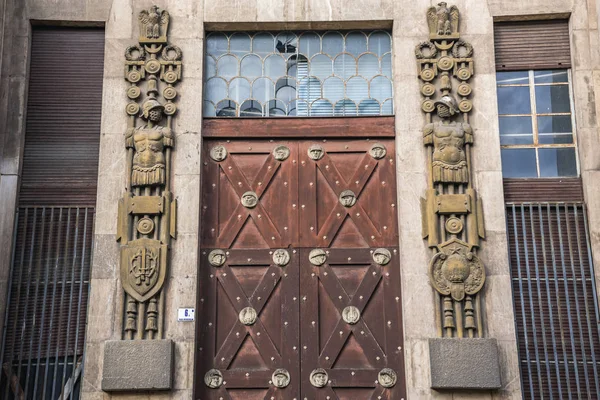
xmin=203 ymin=31 xmax=393 ymax=117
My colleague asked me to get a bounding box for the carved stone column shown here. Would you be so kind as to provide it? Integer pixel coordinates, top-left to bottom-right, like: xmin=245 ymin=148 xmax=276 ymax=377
xmin=102 ymin=5 xmax=181 ymax=392
xmin=417 ymin=3 xmax=501 ymax=390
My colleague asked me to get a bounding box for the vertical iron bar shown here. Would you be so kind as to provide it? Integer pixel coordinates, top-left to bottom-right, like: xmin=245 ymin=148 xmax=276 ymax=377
xmin=537 ymin=204 xmax=563 ymax=399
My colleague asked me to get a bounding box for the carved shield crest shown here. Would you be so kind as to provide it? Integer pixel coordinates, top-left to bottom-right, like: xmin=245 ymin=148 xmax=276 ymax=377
xmin=121 ymin=238 xmax=167 ymax=302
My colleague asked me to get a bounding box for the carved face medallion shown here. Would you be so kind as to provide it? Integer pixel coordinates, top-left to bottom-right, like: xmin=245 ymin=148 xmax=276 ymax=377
xmin=204 ymin=369 xmax=223 ymax=388
xmin=342 ymin=306 xmax=361 ymax=324
xmin=241 ymin=191 xmax=258 ymax=208
xmin=271 ymin=369 xmax=290 ymax=388
xmin=210 ymin=145 xmax=227 ymax=162
xmin=373 ymin=248 xmax=392 ymax=265
xmin=339 ymin=190 xmax=357 ymax=207
xmin=370 ymin=143 xmax=387 ymax=159
xmin=309 ymin=249 xmax=327 ymax=266
xmin=272 ymin=249 xmax=290 ymax=267
xmin=137 ymin=217 xmax=155 ymax=235
xmin=310 ymin=368 xmax=329 ymax=388
xmin=273 ymin=145 xmax=290 ymax=161
xmin=208 ymin=249 xmax=226 ymax=267
xmin=308 ymin=145 xmax=324 ymax=161
xmin=239 ymin=307 xmax=257 ymax=325
xmin=378 ymin=368 xmax=397 ymax=388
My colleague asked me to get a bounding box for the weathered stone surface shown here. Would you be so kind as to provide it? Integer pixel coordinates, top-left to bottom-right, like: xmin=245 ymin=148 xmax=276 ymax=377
xmin=429 ymin=338 xmax=502 ymax=389
xmin=102 ymin=339 xmax=174 ymax=391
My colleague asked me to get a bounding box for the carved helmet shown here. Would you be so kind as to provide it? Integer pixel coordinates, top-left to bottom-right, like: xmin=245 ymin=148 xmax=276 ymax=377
xmin=434 ymin=95 xmax=458 ymax=116
xmin=141 ymin=99 xmax=164 ymax=118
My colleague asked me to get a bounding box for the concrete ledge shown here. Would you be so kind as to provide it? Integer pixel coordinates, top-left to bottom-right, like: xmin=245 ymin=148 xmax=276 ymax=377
xmin=102 ymin=339 xmax=173 ymax=391
xmin=429 ymin=338 xmax=501 ymax=390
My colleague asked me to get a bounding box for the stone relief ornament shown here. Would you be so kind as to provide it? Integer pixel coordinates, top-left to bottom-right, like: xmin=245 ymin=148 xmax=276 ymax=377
xmin=208 ymin=249 xmax=227 ymax=267
xmin=272 ymin=249 xmax=290 ymax=267
xmin=339 ymin=190 xmax=357 ymax=207
xmin=417 ymin=4 xmax=487 ymax=339
xmin=310 ymin=368 xmax=329 ymax=388
xmin=117 ymin=5 xmax=182 ymax=340
xmin=210 ymin=145 xmax=227 ymax=162
xmin=309 ymin=249 xmax=327 ymax=266
xmin=373 ymin=248 xmax=392 ymax=265
xmin=271 ymin=369 xmax=291 ymax=388
xmin=342 ymin=306 xmax=361 ymax=325
xmin=378 ymin=368 xmax=398 ymax=388
xmin=369 ymin=143 xmax=387 ymax=159
xmin=308 ymin=144 xmax=325 ymax=161
xmin=239 ymin=307 xmax=258 ymax=325
xmin=241 ymin=191 xmax=259 ymax=208
xmin=204 ymin=369 xmax=223 ymax=389
xmin=273 ymin=145 xmax=290 ymax=161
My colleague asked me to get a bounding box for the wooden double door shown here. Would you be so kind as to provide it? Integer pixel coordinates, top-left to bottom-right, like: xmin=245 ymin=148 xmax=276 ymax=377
xmin=196 ymin=138 xmax=405 ymax=400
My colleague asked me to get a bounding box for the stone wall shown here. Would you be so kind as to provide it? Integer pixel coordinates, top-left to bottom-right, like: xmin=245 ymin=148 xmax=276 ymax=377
xmin=0 ymin=0 xmax=598 ymax=399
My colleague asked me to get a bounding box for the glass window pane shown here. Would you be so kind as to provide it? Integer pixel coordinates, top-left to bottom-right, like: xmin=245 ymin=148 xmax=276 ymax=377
xmin=534 ymin=69 xmax=568 ymax=84
xmin=205 ymin=55 xmax=217 ymax=78
xmin=358 ymin=54 xmax=379 ymax=79
xmin=275 ymin=32 xmax=298 ymax=55
xmin=216 ymin=99 xmax=237 ymax=117
xmin=334 ymin=53 xmax=356 ymax=79
xmin=497 ymin=86 xmax=531 ymax=115
xmin=252 ymin=32 xmax=275 ymax=57
xmin=358 ymin=99 xmax=380 ymax=115
xmin=322 ymin=32 xmax=344 ymax=55
xmin=230 ymin=32 xmax=251 ymax=56
xmin=266 ymin=99 xmax=286 ymax=117
xmin=538 ymin=115 xmax=573 ymax=144
xmin=203 ymin=100 xmax=216 ymax=117
xmin=205 ymin=77 xmax=228 ymax=103
xmin=499 ymin=116 xmax=533 ymax=145
xmin=310 ymin=54 xmax=333 ymax=79
xmin=538 ymin=147 xmax=578 ymax=177
xmin=501 ymin=148 xmax=537 ymax=178
xmin=310 ymin=99 xmax=333 ymax=116
xmin=252 ymin=77 xmax=275 ymax=103
xmin=496 ymin=71 xmax=528 ymax=85
xmin=240 ymin=100 xmax=263 ymax=117
xmin=240 ymin=54 xmax=262 ymax=79
xmin=323 ymin=77 xmax=344 ymax=103
xmin=346 ymin=76 xmax=368 ymax=103
xmin=370 ymin=76 xmax=392 ymax=101
xmin=334 ymin=99 xmax=357 ymax=116
xmin=299 ymin=32 xmax=320 ymax=57
xmin=368 ymin=31 xmax=391 ymax=56
xmin=207 ymin=32 xmax=228 ymax=57
xmin=535 ymin=85 xmax=571 ymax=113
xmin=229 ymin=77 xmax=251 ymax=103
xmin=345 ymin=31 xmax=367 ymax=56
xmin=298 ymin=77 xmax=322 ymax=103
xmin=382 ymin=99 xmax=393 ymax=115
xmin=275 ymin=77 xmax=296 ymax=103
xmin=264 ymin=54 xmax=285 ymax=79
xmin=381 ymin=53 xmax=392 ymax=78
xmin=217 ymin=54 xmax=238 ymax=80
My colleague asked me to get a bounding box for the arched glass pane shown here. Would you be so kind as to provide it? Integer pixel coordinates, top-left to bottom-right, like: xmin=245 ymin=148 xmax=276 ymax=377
xmin=382 ymin=53 xmax=392 ymax=78
xmin=205 ymin=55 xmax=217 ymax=78
xmin=275 ymin=32 xmax=298 ymax=55
xmin=358 ymin=53 xmax=379 ymax=79
xmin=299 ymin=32 xmax=320 ymax=58
xmin=370 ymin=76 xmax=392 ymax=101
xmin=205 ymin=77 xmax=228 ymax=103
xmin=289 ymin=99 xmax=309 ymax=116
xmin=216 ymin=99 xmax=237 ymax=117
xmin=253 ymin=77 xmax=275 ymax=103
xmin=298 ymin=77 xmax=322 ymax=103
xmin=382 ymin=99 xmax=394 ymax=115
xmin=322 ymin=32 xmax=344 ymax=55
xmin=264 ymin=54 xmax=286 ymax=79
xmin=345 ymin=31 xmax=367 ymax=56
xmin=288 ymin=55 xmax=309 ymax=79
xmin=334 ymin=99 xmax=357 ymax=116
xmin=275 ymin=77 xmax=297 ymax=103
xmin=230 ymin=32 xmax=251 ymax=56
xmin=216 ymin=54 xmax=238 ymax=80
xmin=368 ymin=31 xmax=391 ymax=55
xmin=252 ymin=32 xmax=275 ymax=57
xmin=267 ymin=99 xmax=286 ymax=117
xmin=229 ymin=77 xmax=251 ymax=103
xmin=240 ymin=54 xmax=262 ymax=79
xmin=346 ymin=76 xmax=368 ymax=103
xmin=323 ymin=77 xmax=345 ymax=103
xmin=310 ymin=99 xmax=333 ymax=116
xmin=203 ymin=100 xmax=216 ymax=117
xmin=240 ymin=100 xmax=263 ymax=117
xmin=358 ymin=98 xmax=381 ymax=115
xmin=207 ymin=32 xmax=228 ymax=57
xmin=310 ymin=54 xmax=333 ymax=79
xmin=334 ymin=53 xmax=356 ymax=79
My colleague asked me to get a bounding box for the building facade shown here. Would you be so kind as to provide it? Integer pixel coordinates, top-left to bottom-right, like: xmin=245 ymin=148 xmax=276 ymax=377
xmin=0 ymin=0 xmax=599 ymax=399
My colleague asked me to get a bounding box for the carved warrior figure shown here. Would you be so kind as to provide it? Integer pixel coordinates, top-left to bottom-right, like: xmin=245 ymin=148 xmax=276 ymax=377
xmin=423 ymin=95 xmax=472 ymax=184
xmin=139 ymin=5 xmax=169 ymax=39
xmin=427 ymin=2 xmax=459 ymax=37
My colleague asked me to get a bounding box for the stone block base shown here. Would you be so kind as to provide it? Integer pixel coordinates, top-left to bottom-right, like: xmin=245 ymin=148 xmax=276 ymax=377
xmin=429 ymin=338 xmax=501 ymax=390
xmin=102 ymin=339 xmax=174 ymax=391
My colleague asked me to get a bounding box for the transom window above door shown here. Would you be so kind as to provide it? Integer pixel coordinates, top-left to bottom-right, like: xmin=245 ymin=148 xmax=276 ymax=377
xmin=203 ymin=30 xmax=394 ymax=117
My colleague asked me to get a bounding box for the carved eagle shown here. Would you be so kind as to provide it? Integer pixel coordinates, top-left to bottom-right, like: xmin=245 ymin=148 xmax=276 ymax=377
xmin=138 ymin=6 xmax=170 ymax=39
xmin=426 ymin=3 xmax=459 ymax=36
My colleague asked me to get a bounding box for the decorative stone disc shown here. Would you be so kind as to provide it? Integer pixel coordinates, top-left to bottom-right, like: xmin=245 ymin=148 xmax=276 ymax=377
xmin=271 ymin=368 xmax=291 ymax=388
xmin=272 ymin=249 xmax=290 ymax=267
xmin=310 ymin=368 xmax=329 ymax=388
xmin=273 ymin=145 xmax=290 ymax=161
xmin=445 ymin=217 xmax=463 ymax=234
xmin=437 ymin=56 xmax=454 ymax=71
xmin=309 ymin=249 xmax=327 ymax=266
xmin=241 ymin=191 xmax=258 ymax=208
xmin=239 ymin=307 xmax=258 ymax=325
xmin=137 ymin=217 xmax=155 ymax=235
xmin=127 ymin=86 xmax=141 ymax=99
xmin=342 ymin=306 xmax=361 ymax=325
xmin=145 ymin=59 xmax=161 ymax=74
xmin=204 ymin=369 xmax=223 ymax=388
xmin=456 ymin=67 xmax=472 ymax=81
xmin=378 ymin=368 xmax=397 ymax=388
xmin=369 ymin=143 xmax=387 ymax=159
xmin=339 ymin=190 xmax=357 ymax=207
xmin=208 ymin=249 xmax=226 ymax=267
xmin=308 ymin=144 xmax=324 ymax=161
xmin=210 ymin=145 xmax=227 ymax=162
xmin=420 ymin=68 xmax=435 ymax=82
xmin=373 ymin=248 xmax=392 ymax=265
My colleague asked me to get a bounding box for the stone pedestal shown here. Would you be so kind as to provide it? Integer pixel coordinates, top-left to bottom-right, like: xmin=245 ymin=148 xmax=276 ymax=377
xmin=102 ymin=339 xmax=174 ymax=391
xmin=429 ymin=338 xmax=501 ymax=390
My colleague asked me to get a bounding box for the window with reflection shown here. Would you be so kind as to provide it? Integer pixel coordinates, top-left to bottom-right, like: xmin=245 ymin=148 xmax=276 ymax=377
xmin=204 ymin=30 xmax=393 ymax=117
xmin=496 ymin=69 xmax=578 ymax=178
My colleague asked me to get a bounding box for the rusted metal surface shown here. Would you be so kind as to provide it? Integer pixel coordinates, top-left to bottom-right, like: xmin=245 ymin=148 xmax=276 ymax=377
xmin=503 ymin=178 xmax=584 ymax=203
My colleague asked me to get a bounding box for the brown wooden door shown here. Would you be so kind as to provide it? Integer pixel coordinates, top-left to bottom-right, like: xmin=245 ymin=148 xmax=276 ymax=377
xmin=197 ymin=136 xmax=405 ymax=400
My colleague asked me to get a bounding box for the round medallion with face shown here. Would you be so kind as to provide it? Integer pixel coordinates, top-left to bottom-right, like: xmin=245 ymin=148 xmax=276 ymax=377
xmin=272 ymin=249 xmax=290 ymax=267
xmin=307 ymin=144 xmax=324 ymax=161
xmin=370 ymin=143 xmax=387 ymax=160
xmin=342 ymin=306 xmax=361 ymax=325
xmin=273 ymin=145 xmax=290 ymax=161
xmin=310 ymin=368 xmax=329 ymax=388
xmin=241 ymin=191 xmax=258 ymax=208
xmin=239 ymin=306 xmax=258 ymax=325
xmin=208 ymin=249 xmax=227 ymax=267
xmin=204 ymin=369 xmax=223 ymax=388
xmin=373 ymin=248 xmax=392 ymax=266
xmin=271 ymin=368 xmax=291 ymax=388
xmin=309 ymin=249 xmax=327 ymax=266
xmin=210 ymin=145 xmax=227 ymax=162
xmin=339 ymin=190 xmax=357 ymax=208
xmin=378 ymin=368 xmax=397 ymax=388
